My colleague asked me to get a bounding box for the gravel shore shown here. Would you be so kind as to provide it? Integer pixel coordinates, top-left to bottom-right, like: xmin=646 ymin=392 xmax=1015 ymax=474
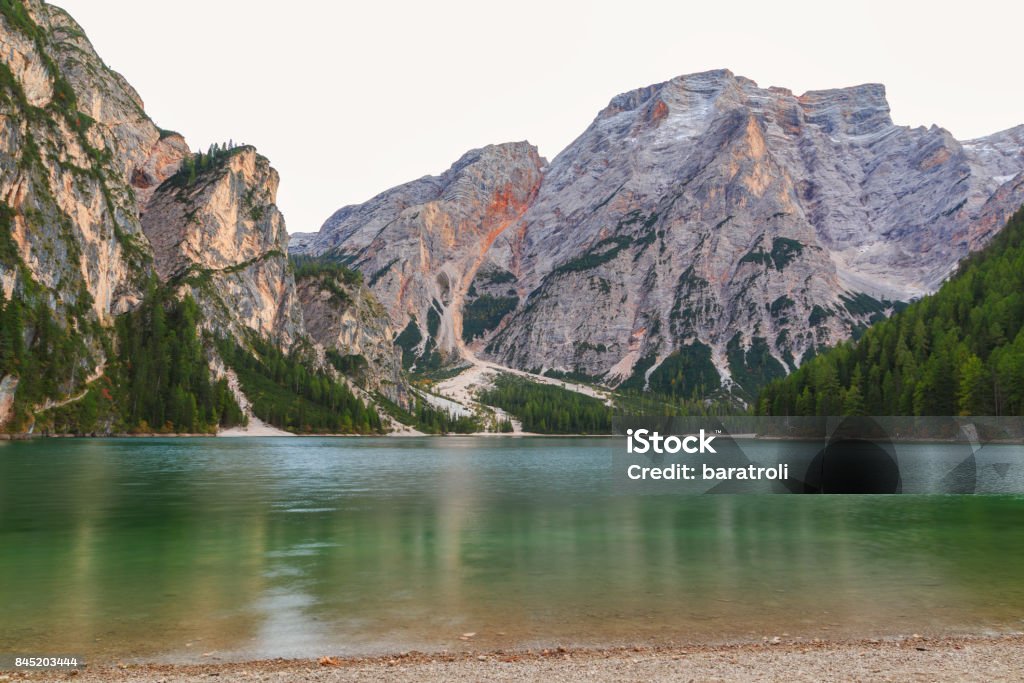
xmin=8 ymin=634 xmax=1024 ymax=682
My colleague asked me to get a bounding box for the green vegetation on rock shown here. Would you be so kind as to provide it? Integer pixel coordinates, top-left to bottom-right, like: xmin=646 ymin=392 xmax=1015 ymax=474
xmin=394 ymin=319 xmax=422 ymax=369
xmin=461 ymin=295 xmax=518 ymax=342
xmin=291 ymin=255 xmax=363 ymax=286
xmin=0 ymin=282 xmax=95 ymax=432
xmin=3 ymin=280 xmax=245 ymax=435
xmin=372 ymin=391 xmax=480 ymax=434
xmin=552 ymin=235 xmax=633 ymax=276
xmin=291 ymin=254 xmax=363 ymax=306
xmin=619 ymin=343 xmax=722 ymax=401
xmin=739 ymin=237 xmax=804 ymax=271
xmin=166 ymin=142 xmax=247 ymax=189
xmin=728 ymin=333 xmax=787 ymax=399
xmin=472 ymin=267 xmax=516 ymax=287
xmin=395 ymin=312 xmax=444 ymax=373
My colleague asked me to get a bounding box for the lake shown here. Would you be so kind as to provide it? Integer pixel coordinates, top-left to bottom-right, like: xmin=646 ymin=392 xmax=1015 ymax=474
xmin=1 ymin=436 xmax=1023 ymax=663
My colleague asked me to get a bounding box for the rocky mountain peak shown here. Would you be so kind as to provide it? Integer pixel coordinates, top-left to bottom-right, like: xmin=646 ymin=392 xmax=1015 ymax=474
xmin=303 ymin=69 xmax=1024 ymax=399
xmin=599 ymin=71 xmax=896 ymax=145
xmin=1 ymin=0 xmax=175 ymax=323
xmin=311 ymin=140 xmax=544 ymax=250
xmin=292 ymin=140 xmax=545 ymax=369
xmin=798 ymin=83 xmax=892 ymax=136
xmin=446 ymin=140 xmax=543 ymax=176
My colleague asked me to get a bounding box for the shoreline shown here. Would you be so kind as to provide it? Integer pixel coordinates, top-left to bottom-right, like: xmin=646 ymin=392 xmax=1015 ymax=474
xmin=0 ymin=431 xmax=611 ymax=440
xmin=15 ymin=634 xmax=1024 ymax=682
xmin=6 ymin=432 xmax=1024 ymax=444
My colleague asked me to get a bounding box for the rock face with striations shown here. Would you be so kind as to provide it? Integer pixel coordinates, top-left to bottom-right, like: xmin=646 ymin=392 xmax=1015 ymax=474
xmin=0 ymin=0 xmax=303 ymax=363
xmin=141 ymin=147 xmax=304 ymax=345
xmin=299 ymin=70 xmax=1024 ymax=397
xmin=6 ymin=0 xmax=1024 ymax=422
xmin=293 ymin=142 xmax=545 ymax=370
xmin=295 ymin=269 xmax=407 ymax=406
xmin=1 ymin=0 xmax=190 ymax=425
xmin=0 ymin=0 xmax=394 ymax=427
xmin=0 ymin=0 xmax=177 ymax=322
xmin=487 ymin=72 xmax=1024 ymax=395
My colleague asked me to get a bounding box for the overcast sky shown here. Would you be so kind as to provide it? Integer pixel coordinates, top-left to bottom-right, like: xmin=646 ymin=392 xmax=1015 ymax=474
xmin=58 ymin=0 xmax=1024 ymax=234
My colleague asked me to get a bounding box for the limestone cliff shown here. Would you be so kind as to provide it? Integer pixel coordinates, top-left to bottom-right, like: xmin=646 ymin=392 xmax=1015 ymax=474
xmin=0 ymin=0 xmax=182 ymax=426
xmin=6 ymin=0 xmax=1024 ymax=423
xmin=141 ymin=146 xmax=304 ymax=346
xmin=487 ymin=72 xmax=1024 ymax=395
xmin=293 ymin=142 xmax=544 ymax=370
xmin=0 ymin=1 xmax=373 ymax=430
xmin=295 ymin=268 xmax=407 ymax=406
xmin=0 ymin=0 xmax=173 ymax=320
xmin=302 ymin=70 xmax=1024 ymax=398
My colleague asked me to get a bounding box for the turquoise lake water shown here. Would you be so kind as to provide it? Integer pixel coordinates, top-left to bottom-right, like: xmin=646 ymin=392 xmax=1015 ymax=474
xmin=1 ymin=436 xmax=1023 ymax=663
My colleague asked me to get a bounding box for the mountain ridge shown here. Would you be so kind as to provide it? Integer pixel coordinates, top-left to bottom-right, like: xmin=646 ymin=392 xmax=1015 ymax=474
xmin=0 ymin=0 xmax=405 ymax=433
xmin=296 ymin=69 xmax=1024 ymax=399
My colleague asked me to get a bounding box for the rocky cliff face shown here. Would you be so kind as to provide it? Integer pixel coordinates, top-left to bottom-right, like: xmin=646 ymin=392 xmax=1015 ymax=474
xmin=302 ymin=70 xmax=1024 ymax=397
xmin=0 ymin=2 xmax=300 ymax=381
xmin=0 ymin=1 xmax=392 ymax=430
xmin=6 ymin=0 xmax=1024 ymax=423
xmin=0 ymin=0 xmax=170 ymax=321
xmin=489 ymin=72 xmax=1024 ymax=395
xmin=141 ymin=147 xmax=304 ymax=345
xmin=293 ymin=142 xmax=545 ymax=370
xmin=295 ymin=270 xmax=407 ymax=405
xmin=0 ymin=0 xmax=187 ymax=428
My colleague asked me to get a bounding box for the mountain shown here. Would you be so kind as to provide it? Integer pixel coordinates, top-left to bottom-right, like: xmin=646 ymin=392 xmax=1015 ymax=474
xmin=295 ymin=142 xmax=545 ymax=369
xmin=297 ymin=70 xmax=1024 ymax=399
xmin=757 ymin=207 xmax=1024 ymax=416
xmin=5 ymin=0 xmax=1024 ymax=433
xmin=1 ymin=0 xmax=181 ymax=429
xmin=292 ymin=258 xmax=407 ymax=406
xmin=141 ymin=145 xmax=304 ymax=345
xmin=0 ymin=0 xmax=400 ymax=433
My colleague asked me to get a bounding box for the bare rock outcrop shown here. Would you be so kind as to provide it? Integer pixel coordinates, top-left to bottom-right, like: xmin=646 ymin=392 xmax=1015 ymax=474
xmin=294 ymin=142 xmax=545 ymax=369
xmin=0 ymin=2 xmax=308 ymax=424
xmin=295 ymin=271 xmax=407 ymax=406
xmin=141 ymin=147 xmax=304 ymax=345
xmin=486 ymin=71 xmax=1024 ymax=394
xmin=0 ymin=0 xmax=178 ymax=321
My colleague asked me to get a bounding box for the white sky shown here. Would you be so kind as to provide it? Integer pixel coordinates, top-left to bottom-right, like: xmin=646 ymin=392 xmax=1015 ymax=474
xmin=57 ymin=0 xmax=1024 ymax=234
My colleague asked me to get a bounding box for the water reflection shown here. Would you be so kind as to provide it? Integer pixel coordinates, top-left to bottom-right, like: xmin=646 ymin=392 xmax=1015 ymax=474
xmin=0 ymin=437 xmax=1023 ymax=662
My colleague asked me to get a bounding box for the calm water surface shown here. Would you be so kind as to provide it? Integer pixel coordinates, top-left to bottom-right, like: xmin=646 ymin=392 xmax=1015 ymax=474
xmin=1 ymin=437 xmax=1023 ymax=663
